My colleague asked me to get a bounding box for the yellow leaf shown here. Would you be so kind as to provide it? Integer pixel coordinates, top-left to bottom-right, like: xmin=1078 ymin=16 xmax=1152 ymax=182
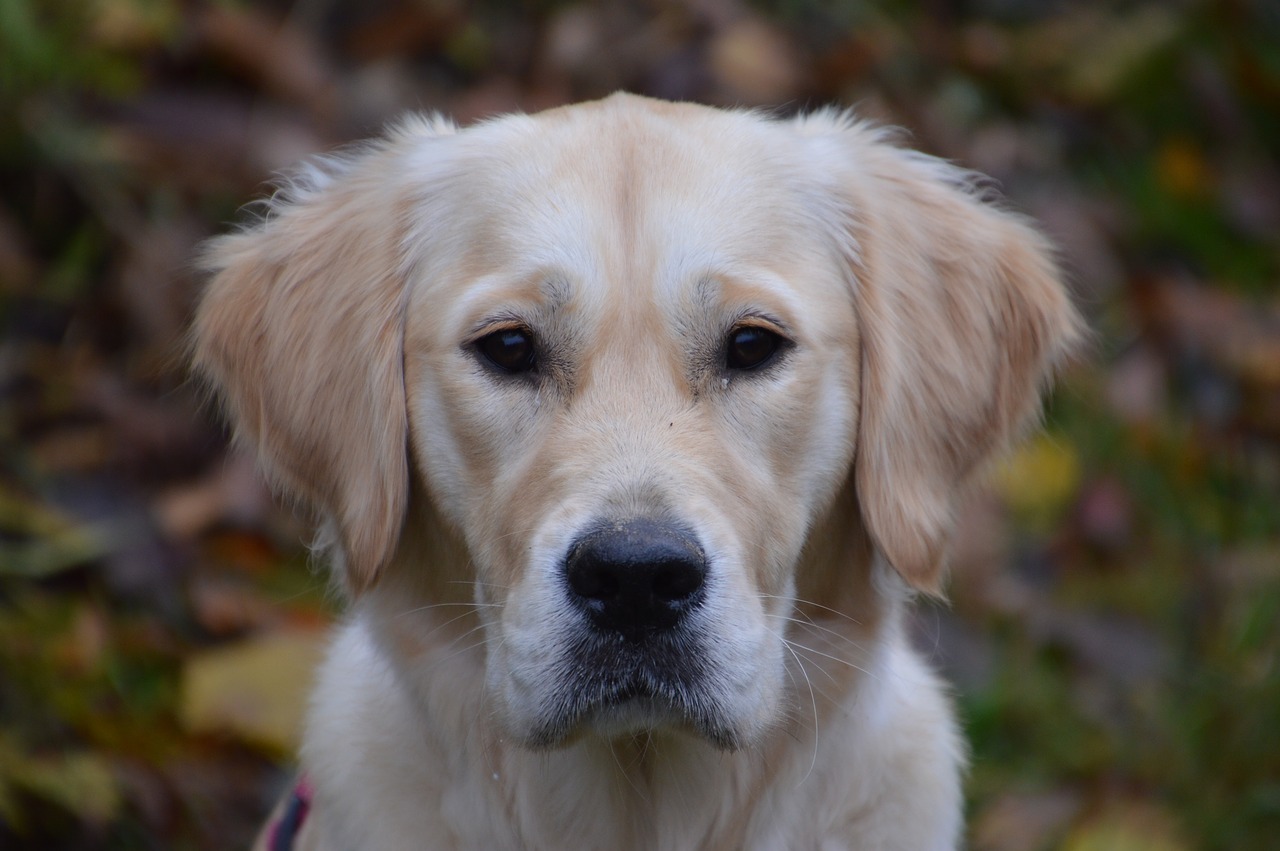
xmin=90 ymin=0 xmax=179 ymax=49
xmin=993 ymin=434 xmax=1081 ymax=530
xmin=1062 ymin=801 xmax=1190 ymax=851
xmin=181 ymin=628 xmax=327 ymax=753
xmin=3 ymin=749 xmax=120 ymax=824
xmin=1061 ymin=6 xmax=1180 ymax=103
xmin=1156 ymin=139 xmax=1210 ymax=199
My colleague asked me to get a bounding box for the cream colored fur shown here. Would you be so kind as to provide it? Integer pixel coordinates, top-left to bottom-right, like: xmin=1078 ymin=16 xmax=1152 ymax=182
xmin=196 ymin=94 xmax=1081 ymax=851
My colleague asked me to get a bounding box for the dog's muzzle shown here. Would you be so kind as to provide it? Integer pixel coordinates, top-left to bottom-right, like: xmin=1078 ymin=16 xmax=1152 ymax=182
xmin=518 ymin=517 xmax=749 ymax=749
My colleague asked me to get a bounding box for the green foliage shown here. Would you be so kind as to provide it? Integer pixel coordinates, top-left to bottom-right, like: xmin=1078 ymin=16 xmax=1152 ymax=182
xmin=968 ymin=370 xmax=1280 ymax=849
xmin=0 ymin=0 xmax=180 ymax=101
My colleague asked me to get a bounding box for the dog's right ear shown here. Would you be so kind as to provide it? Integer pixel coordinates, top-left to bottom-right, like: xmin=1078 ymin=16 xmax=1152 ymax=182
xmin=192 ymin=123 xmax=451 ymax=592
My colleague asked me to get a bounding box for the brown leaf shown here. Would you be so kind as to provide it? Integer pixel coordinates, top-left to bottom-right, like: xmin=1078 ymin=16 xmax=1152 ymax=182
xmin=1142 ymin=280 xmax=1280 ymax=438
xmin=708 ymin=16 xmax=805 ymax=104
xmin=194 ymin=6 xmax=336 ymax=120
xmin=188 ymin=574 xmax=279 ymax=637
xmin=343 ymin=2 xmax=463 ymax=62
xmin=0 ymin=204 xmax=38 ymax=293
xmin=973 ymin=788 xmax=1081 ymax=851
xmin=154 ymin=453 xmax=272 ymax=541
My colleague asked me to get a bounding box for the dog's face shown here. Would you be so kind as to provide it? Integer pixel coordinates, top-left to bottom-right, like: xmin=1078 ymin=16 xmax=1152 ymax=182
xmin=402 ymin=105 xmax=863 ymax=747
xmin=194 ymin=95 xmax=1079 ymax=751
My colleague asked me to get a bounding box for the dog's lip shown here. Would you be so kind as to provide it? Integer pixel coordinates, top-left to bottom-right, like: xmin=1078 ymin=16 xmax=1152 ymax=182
xmin=564 ymin=638 xmax=707 ymax=714
xmin=583 ymin=691 xmax=744 ymax=750
xmin=594 ymin=677 xmax=673 ymax=710
xmin=512 ymin=625 xmax=747 ymax=749
xmin=522 ymin=665 xmax=743 ymax=751
xmin=606 ymin=672 xmax=660 ymax=698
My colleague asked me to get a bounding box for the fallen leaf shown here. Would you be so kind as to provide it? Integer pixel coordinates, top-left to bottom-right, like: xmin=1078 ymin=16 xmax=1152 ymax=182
xmin=50 ymin=603 xmax=110 ymax=674
xmin=180 ymin=629 xmax=327 ymax=753
xmin=0 ymin=484 xmax=115 ymax=578
xmin=188 ymin=574 xmax=279 ymax=636
xmin=1076 ymin=475 xmax=1135 ymax=550
xmin=972 ymin=787 xmax=1081 ymax=851
xmin=0 ymin=739 xmax=121 ymax=825
xmin=1156 ymin=138 xmax=1211 ymax=199
xmin=1106 ymin=344 xmax=1167 ymax=424
xmin=88 ymin=0 xmax=178 ymax=49
xmin=0 ymin=204 xmax=38 ymax=292
xmin=993 ymin=434 xmax=1082 ymax=531
xmin=194 ymin=5 xmax=335 ymax=119
xmin=153 ymin=452 xmax=272 ymax=541
xmin=1063 ymin=800 xmax=1190 ymax=851
xmin=1025 ymin=6 xmax=1181 ymax=104
xmin=708 ymin=16 xmax=804 ymax=104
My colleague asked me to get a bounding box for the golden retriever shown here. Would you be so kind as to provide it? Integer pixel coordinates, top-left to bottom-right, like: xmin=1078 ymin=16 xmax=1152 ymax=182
xmin=194 ymin=94 xmax=1081 ymax=850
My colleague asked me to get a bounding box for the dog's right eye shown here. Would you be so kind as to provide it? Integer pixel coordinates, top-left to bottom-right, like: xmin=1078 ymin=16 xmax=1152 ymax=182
xmin=476 ymin=327 xmax=537 ymax=374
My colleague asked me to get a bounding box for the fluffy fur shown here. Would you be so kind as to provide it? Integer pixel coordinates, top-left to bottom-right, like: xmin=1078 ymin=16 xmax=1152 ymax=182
xmin=194 ymin=94 xmax=1081 ymax=850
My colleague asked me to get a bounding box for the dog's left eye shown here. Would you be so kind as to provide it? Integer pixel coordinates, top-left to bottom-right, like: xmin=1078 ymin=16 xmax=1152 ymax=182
xmin=476 ymin=327 xmax=537 ymax=374
xmin=726 ymin=325 xmax=783 ymax=371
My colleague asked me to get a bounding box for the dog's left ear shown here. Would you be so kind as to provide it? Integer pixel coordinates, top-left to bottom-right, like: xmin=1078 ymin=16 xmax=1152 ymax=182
xmin=192 ymin=141 xmax=424 ymax=593
xmin=805 ymin=119 xmax=1084 ymax=595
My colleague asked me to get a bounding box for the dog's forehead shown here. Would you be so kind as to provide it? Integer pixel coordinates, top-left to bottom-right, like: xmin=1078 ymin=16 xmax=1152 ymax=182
xmin=426 ymin=97 xmax=831 ymax=303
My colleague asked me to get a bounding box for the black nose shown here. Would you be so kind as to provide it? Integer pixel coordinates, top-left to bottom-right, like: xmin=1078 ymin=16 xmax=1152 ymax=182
xmin=565 ymin=519 xmax=708 ymax=638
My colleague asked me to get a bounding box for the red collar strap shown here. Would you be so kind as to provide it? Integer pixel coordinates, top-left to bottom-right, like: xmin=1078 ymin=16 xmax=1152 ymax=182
xmin=267 ymin=776 xmax=313 ymax=851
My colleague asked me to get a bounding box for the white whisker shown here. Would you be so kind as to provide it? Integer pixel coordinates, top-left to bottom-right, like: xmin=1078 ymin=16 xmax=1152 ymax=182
xmin=764 ymin=625 xmax=820 ymax=785
xmin=756 ymin=593 xmax=863 ymax=626
xmin=783 ymin=637 xmax=880 ymax=682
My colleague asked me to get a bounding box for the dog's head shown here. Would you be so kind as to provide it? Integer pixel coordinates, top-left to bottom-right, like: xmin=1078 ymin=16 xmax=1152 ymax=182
xmin=194 ymin=94 xmax=1080 ymax=750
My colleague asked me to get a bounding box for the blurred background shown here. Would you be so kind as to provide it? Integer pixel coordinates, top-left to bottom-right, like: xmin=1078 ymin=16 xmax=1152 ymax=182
xmin=2 ymin=0 xmax=1278 ymax=848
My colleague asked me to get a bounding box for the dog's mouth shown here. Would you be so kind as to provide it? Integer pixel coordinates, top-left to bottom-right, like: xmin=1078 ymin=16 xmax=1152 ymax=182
xmin=520 ymin=635 xmax=743 ymax=750
xmin=601 ymin=678 xmax=664 ymax=707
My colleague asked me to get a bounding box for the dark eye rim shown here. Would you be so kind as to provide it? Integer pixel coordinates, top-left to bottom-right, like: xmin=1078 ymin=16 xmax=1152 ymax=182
xmin=471 ymin=324 xmax=538 ymax=375
xmin=724 ymin=321 xmax=790 ymax=372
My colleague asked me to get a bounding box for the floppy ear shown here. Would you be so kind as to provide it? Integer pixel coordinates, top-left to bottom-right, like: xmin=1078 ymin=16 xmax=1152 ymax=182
xmin=192 ymin=140 xmax=424 ymax=592
xmin=820 ymin=125 xmax=1083 ymax=594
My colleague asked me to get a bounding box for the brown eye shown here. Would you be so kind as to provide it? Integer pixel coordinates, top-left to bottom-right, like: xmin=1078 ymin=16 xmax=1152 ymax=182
xmin=477 ymin=327 xmax=537 ymax=373
xmin=726 ymin=325 xmax=781 ymax=370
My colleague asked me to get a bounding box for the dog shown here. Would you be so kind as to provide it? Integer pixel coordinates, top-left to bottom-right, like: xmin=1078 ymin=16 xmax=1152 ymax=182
xmin=193 ymin=93 xmax=1081 ymax=850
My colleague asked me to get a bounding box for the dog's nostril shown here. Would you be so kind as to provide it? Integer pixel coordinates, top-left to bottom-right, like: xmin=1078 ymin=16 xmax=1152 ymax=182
xmin=651 ymin=564 xmax=702 ymax=602
xmin=569 ymin=563 xmax=619 ymax=601
xmin=565 ymin=519 xmax=707 ymax=637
